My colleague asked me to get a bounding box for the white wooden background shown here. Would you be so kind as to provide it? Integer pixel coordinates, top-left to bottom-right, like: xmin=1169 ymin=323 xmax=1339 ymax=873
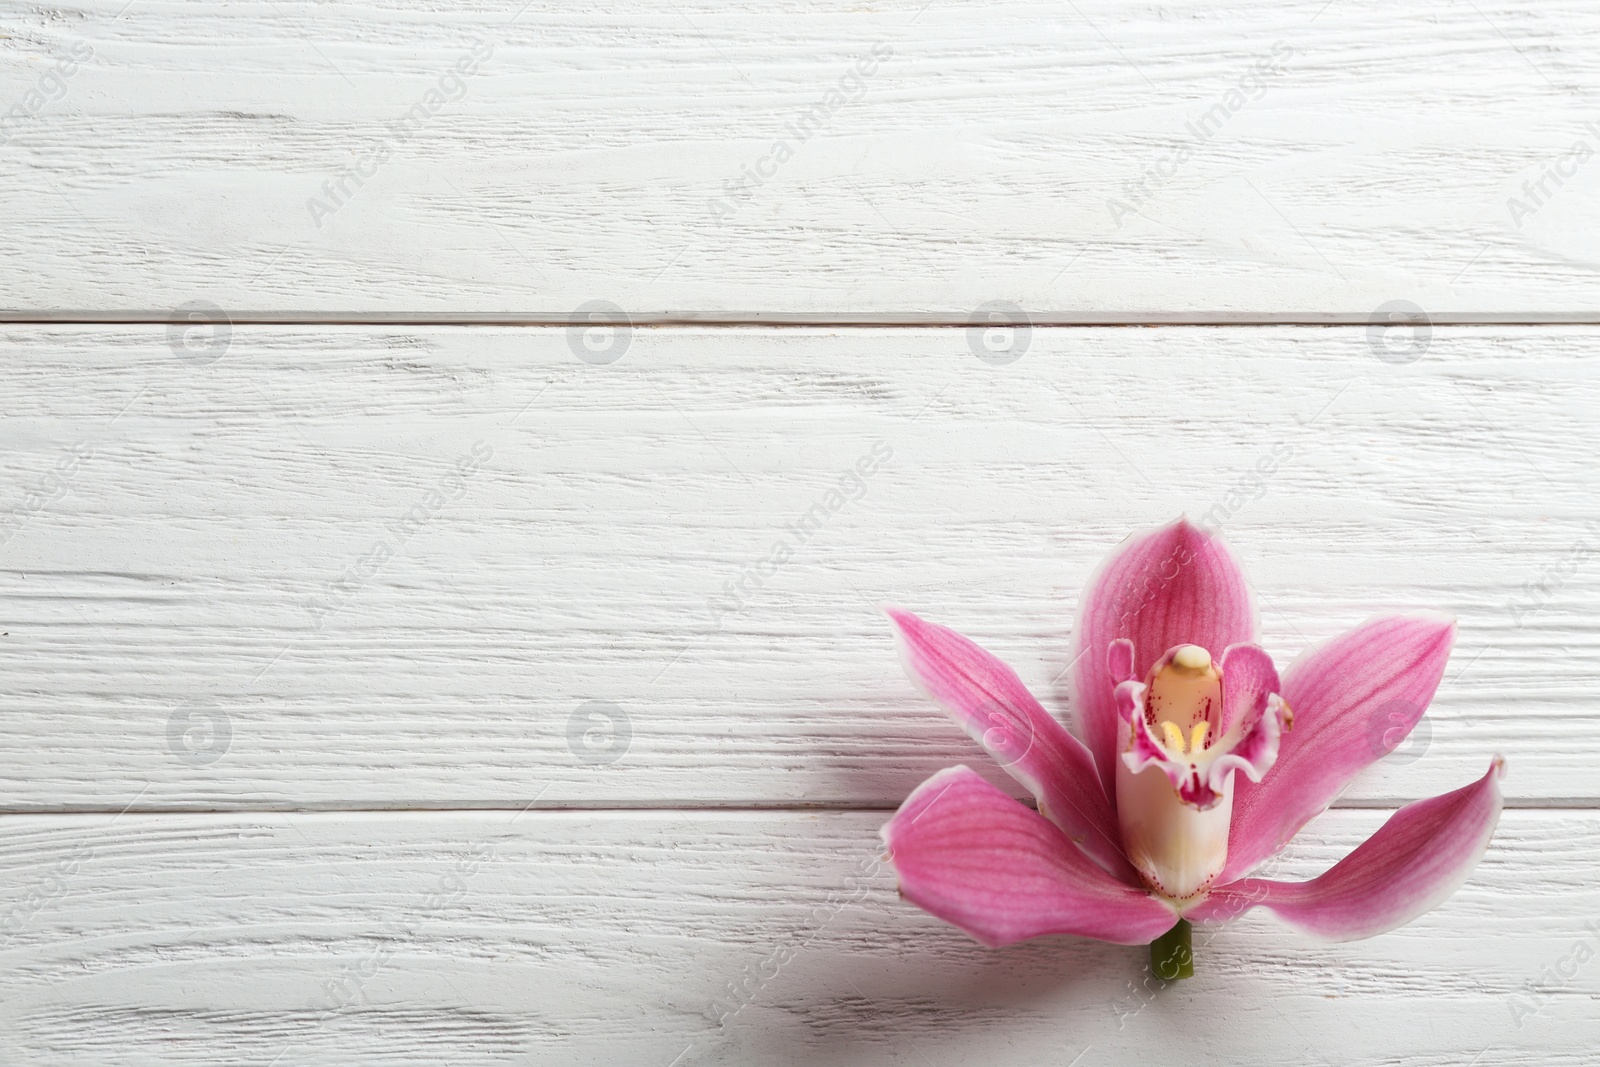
xmin=2 ymin=3 xmax=1598 ymax=1065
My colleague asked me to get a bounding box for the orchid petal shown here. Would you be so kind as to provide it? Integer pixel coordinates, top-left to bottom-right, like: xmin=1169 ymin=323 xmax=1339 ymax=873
xmin=1071 ymin=518 xmax=1258 ymax=796
xmin=1205 ymin=694 xmax=1287 ymax=797
xmin=1217 ymin=642 xmax=1280 ymax=737
xmin=886 ymin=607 xmax=1132 ymax=880
xmin=881 ymin=766 xmax=1179 ymax=947
xmin=1201 ymin=643 xmax=1288 ymax=800
xmin=1191 ymin=760 xmax=1504 ymax=940
xmin=1222 ymin=613 xmax=1456 ymax=882
xmin=1107 ymin=639 xmax=1136 ymax=684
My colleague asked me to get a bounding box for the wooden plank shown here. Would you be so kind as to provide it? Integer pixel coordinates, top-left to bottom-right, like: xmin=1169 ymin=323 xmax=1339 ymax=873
xmin=0 ymin=324 xmax=1594 ymax=810
xmin=3 ymin=2 xmax=1600 ymax=316
xmin=0 ymin=808 xmax=1591 ymax=1065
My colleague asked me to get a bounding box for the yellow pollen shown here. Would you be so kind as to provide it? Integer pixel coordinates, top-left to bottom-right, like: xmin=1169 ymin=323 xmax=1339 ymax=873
xmin=1172 ymin=645 xmax=1212 ymax=672
xmin=1190 ymin=721 xmax=1210 ymax=753
xmin=1159 ymin=720 xmax=1187 ymax=755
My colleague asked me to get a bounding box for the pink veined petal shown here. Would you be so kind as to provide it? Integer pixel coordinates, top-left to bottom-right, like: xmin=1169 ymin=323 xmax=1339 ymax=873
xmin=1198 ymin=643 xmax=1287 ymax=800
xmin=1107 ymin=639 xmax=1136 ymax=685
xmin=1216 ymin=642 xmax=1281 ymax=737
xmin=1222 ymin=612 xmax=1457 ymax=882
xmin=1204 ymin=694 xmax=1288 ymax=799
xmin=1071 ymin=518 xmax=1258 ymax=799
xmin=885 ymin=607 xmax=1134 ymax=881
xmin=1190 ymin=760 xmax=1504 ymax=940
xmin=882 ymin=766 xmax=1179 ymax=947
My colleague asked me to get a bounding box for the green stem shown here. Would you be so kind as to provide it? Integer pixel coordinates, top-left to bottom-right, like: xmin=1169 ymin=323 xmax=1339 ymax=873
xmin=1150 ymin=918 xmax=1194 ymax=980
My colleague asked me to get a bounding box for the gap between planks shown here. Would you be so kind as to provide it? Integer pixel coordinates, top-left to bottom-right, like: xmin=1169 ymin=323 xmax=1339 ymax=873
xmin=1 ymin=798 xmax=1593 ymax=818
xmin=5 ymin=313 xmax=1600 ymax=326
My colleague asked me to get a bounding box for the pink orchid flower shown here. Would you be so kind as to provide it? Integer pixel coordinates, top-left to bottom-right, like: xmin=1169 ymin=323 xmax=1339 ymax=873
xmin=881 ymin=518 xmax=1503 ymax=976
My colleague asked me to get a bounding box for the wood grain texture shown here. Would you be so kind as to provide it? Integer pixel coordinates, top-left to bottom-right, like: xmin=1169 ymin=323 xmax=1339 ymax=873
xmin=0 ymin=808 xmax=1592 ymax=1066
xmin=1 ymin=324 xmax=1594 ymax=811
xmin=3 ymin=1 xmax=1600 ymax=316
xmin=6 ymin=2 xmax=1596 ymax=1059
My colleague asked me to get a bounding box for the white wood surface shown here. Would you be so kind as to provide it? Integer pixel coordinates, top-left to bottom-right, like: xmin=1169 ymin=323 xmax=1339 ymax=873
xmin=6 ymin=4 xmax=1600 ymax=1063
xmin=3 ymin=1 xmax=1600 ymax=316
xmin=0 ymin=809 xmax=1595 ymax=1065
xmin=1 ymin=325 xmax=1595 ymax=814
